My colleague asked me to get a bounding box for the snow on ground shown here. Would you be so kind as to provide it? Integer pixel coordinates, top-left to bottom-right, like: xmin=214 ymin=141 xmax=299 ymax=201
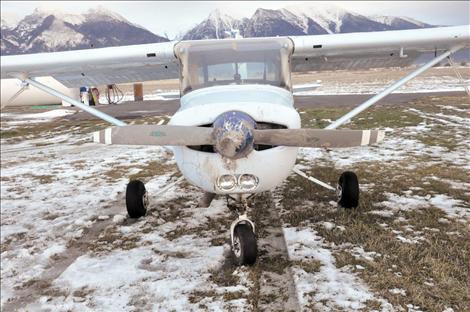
xmin=296 ymin=76 xmax=470 ymax=95
xmin=1 ymin=93 xmax=469 ymax=310
xmin=1 ymin=142 xmax=174 ymax=306
xmin=1 ymin=109 xmax=76 ymax=126
xmin=1 ymin=135 xmax=238 ymax=309
xmin=373 ymin=192 xmax=469 ymax=222
xmin=283 ymin=227 xmax=392 ymax=311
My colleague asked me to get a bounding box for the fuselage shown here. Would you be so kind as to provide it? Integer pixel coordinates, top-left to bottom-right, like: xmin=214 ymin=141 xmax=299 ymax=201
xmin=169 ymin=37 xmax=299 ymax=195
xmin=169 ymin=84 xmax=300 ymax=195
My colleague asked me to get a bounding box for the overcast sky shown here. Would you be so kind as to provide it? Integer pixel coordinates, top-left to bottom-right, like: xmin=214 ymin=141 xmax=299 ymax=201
xmin=1 ymin=1 xmax=468 ymax=39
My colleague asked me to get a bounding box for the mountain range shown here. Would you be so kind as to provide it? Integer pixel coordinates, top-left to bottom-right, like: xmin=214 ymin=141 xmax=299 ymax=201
xmin=183 ymin=5 xmax=431 ymax=40
xmin=1 ymin=4 xmax=434 ymax=55
xmin=1 ymin=7 xmax=168 ymax=55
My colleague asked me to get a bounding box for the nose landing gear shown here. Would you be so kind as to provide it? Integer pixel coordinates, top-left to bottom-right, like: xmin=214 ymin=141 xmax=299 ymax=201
xmin=230 ymin=201 xmax=258 ymax=266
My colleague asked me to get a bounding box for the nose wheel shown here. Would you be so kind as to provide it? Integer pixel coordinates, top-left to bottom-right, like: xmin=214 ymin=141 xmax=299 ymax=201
xmin=231 ymin=219 xmax=257 ymax=265
xmin=126 ymin=180 xmax=148 ymax=218
xmin=230 ymin=198 xmax=258 ymax=265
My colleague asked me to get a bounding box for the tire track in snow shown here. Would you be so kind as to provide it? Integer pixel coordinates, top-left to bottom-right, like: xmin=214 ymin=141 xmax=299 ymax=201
xmin=247 ymin=193 xmax=301 ymax=312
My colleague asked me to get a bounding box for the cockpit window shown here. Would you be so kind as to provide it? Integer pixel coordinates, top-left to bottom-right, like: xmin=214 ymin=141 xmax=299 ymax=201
xmin=175 ymin=38 xmax=293 ymax=95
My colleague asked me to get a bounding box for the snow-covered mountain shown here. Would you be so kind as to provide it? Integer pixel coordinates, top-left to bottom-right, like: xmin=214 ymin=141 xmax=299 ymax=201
xmin=182 ymin=9 xmax=248 ymax=40
xmin=1 ymin=7 xmax=168 ymax=55
xmin=1 ymin=4 xmax=435 ymax=55
xmin=184 ymin=4 xmax=432 ymax=40
xmin=369 ymin=15 xmax=431 ymax=30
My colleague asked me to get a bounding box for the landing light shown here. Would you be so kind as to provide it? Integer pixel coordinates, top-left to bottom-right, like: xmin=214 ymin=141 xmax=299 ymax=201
xmin=238 ymin=174 xmax=259 ymax=191
xmin=216 ymin=174 xmax=237 ymax=191
xmin=216 ymin=174 xmax=259 ymax=192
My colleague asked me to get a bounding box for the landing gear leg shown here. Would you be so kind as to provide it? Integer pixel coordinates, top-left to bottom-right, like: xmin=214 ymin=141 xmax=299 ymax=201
xmin=230 ymin=200 xmax=257 ymax=266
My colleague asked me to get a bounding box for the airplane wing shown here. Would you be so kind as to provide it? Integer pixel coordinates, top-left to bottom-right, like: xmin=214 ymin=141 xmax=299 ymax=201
xmin=1 ymin=25 xmax=468 ymax=88
xmin=290 ymin=25 xmax=469 ymax=71
xmin=0 ymin=41 xmax=179 ymax=87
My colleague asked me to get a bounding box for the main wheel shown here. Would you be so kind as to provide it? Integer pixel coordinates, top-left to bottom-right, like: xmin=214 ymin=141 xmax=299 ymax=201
xmin=337 ymin=171 xmax=359 ymax=208
xmin=126 ymin=180 xmax=148 ymax=218
xmin=232 ymin=223 xmax=257 ymax=266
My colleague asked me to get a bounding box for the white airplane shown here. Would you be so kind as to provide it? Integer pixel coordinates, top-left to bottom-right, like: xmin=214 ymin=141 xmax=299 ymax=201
xmin=1 ymin=25 xmax=469 ymax=265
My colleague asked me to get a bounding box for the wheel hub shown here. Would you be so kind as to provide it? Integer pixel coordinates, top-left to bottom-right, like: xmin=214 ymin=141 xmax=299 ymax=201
xmin=142 ymin=191 xmax=149 ymax=209
xmin=233 ymin=236 xmax=242 ymax=257
xmin=336 ymin=184 xmax=342 ymax=201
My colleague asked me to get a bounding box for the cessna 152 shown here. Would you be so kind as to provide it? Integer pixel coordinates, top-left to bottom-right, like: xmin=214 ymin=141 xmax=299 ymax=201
xmin=1 ymin=25 xmax=469 ymax=265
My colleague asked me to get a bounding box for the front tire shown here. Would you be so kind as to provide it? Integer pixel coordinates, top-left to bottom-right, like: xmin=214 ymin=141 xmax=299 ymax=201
xmin=337 ymin=171 xmax=359 ymax=208
xmin=232 ymin=223 xmax=257 ymax=266
xmin=126 ymin=180 xmax=148 ymax=218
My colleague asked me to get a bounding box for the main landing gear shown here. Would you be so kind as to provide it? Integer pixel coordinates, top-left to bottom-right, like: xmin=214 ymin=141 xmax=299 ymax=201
xmin=293 ymin=166 xmax=360 ymax=208
xmin=336 ymin=171 xmax=359 ymax=208
xmin=125 ymin=176 xmax=184 ymax=218
xmin=229 ymin=199 xmax=257 ymax=265
xmin=126 ymin=180 xmax=148 ymax=218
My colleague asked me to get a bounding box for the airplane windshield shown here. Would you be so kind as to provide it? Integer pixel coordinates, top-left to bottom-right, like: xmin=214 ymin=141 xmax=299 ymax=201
xmin=175 ymin=38 xmax=293 ymax=95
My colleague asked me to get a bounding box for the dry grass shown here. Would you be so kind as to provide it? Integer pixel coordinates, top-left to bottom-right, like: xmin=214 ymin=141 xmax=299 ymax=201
xmin=1 ymin=118 xmax=108 ymax=143
xmin=278 ymin=95 xmax=470 ymax=311
xmin=102 ymin=160 xmax=174 ymax=183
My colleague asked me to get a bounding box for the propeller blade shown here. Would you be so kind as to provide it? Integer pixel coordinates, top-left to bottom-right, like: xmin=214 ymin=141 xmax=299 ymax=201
xmin=253 ymin=129 xmax=384 ymax=148
xmin=93 ymin=125 xmax=215 ymax=146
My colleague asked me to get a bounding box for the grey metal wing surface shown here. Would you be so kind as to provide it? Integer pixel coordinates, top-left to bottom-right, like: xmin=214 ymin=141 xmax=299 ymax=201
xmin=0 ymin=41 xmax=179 ymax=87
xmin=289 ymin=25 xmax=470 ymax=72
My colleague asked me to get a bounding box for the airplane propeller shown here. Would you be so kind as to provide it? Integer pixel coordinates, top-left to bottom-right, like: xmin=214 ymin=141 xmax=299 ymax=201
xmin=93 ymin=125 xmax=384 ymax=158
xmin=93 ymin=110 xmax=384 ymax=158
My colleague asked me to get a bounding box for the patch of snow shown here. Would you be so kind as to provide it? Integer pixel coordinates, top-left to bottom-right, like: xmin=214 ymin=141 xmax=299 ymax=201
xmin=321 ymin=221 xmax=336 ymax=230
xmin=388 ymin=288 xmax=406 ymax=296
xmin=378 ymin=193 xmax=429 ymax=212
xmin=429 ymin=194 xmax=469 ymax=220
xmin=283 ymin=227 xmax=392 ymax=311
xmin=5 ymin=109 xmax=76 ymax=125
xmin=368 ymin=210 xmax=394 ymax=218
xmin=350 ymin=246 xmax=380 ymax=262
xmin=112 ymin=214 xmax=126 ymax=224
xmin=0 ymin=224 xmax=28 ymax=243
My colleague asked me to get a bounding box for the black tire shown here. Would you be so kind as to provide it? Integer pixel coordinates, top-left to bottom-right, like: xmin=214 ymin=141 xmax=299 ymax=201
xmin=337 ymin=171 xmax=359 ymax=208
xmin=126 ymin=180 xmax=148 ymax=218
xmin=232 ymin=223 xmax=257 ymax=266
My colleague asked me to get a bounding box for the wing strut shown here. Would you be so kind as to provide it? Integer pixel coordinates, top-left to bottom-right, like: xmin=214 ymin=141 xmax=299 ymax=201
xmin=11 ymin=75 xmax=126 ymax=127
xmin=447 ymin=55 xmax=470 ymax=97
xmin=325 ymin=45 xmax=463 ymax=130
